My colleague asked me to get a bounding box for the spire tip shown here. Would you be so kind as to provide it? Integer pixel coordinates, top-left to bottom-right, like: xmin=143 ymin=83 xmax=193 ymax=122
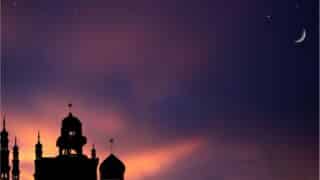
xmin=37 ymin=131 xmax=41 ymax=143
xmin=3 ymin=114 xmax=6 ymax=130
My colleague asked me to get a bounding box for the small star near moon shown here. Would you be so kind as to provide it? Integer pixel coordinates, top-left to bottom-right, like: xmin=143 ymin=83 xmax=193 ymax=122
xmin=295 ymin=1 xmax=301 ymax=9
xmin=265 ymin=15 xmax=272 ymax=23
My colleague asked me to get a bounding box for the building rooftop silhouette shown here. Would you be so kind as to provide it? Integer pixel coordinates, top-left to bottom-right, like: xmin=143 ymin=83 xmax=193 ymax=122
xmin=34 ymin=108 xmax=126 ymax=180
xmin=0 ymin=106 xmax=126 ymax=180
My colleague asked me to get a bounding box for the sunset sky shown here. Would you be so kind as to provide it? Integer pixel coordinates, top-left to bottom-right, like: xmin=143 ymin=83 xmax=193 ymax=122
xmin=1 ymin=0 xmax=318 ymax=180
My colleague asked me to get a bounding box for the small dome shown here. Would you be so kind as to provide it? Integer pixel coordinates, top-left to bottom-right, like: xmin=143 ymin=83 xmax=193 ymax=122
xmin=100 ymin=154 xmax=125 ymax=179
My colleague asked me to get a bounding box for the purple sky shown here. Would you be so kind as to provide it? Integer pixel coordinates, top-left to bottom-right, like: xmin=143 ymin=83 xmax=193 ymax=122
xmin=1 ymin=0 xmax=318 ymax=179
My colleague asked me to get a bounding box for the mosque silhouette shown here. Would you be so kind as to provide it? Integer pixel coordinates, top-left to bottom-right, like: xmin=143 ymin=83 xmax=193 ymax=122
xmin=0 ymin=105 xmax=126 ymax=180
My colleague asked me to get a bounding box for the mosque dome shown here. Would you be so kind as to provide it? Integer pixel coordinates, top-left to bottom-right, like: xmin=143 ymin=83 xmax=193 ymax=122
xmin=62 ymin=113 xmax=82 ymax=130
xmin=99 ymin=154 xmax=125 ymax=180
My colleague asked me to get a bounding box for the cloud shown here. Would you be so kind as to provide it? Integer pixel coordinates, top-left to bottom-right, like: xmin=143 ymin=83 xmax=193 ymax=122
xmin=123 ymin=137 xmax=205 ymax=179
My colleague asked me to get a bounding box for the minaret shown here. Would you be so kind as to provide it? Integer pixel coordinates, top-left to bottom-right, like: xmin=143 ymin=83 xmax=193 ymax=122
xmin=34 ymin=132 xmax=42 ymax=180
xmin=12 ymin=137 xmax=19 ymax=180
xmin=0 ymin=116 xmax=10 ymax=180
xmin=35 ymin=132 xmax=43 ymax=160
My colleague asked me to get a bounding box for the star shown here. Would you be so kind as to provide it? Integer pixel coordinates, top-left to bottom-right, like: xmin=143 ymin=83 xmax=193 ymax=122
xmin=295 ymin=2 xmax=300 ymax=9
xmin=265 ymin=15 xmax=272 ymax=23
xmin=12 ymin=1 xmax=17 ymax=7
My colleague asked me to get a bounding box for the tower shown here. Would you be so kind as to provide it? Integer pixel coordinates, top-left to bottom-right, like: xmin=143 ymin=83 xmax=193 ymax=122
xmin=0 ymin=117 xmax=10 ymax=180
xmin=12 ymin=137 xmax=19 ymax=180
xmin=34 ymin=132 xmax=43 ymax=180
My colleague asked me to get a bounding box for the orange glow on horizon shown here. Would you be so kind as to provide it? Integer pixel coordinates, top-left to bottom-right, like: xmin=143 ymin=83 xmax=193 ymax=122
xmin=3 ymin=96 xmax=207 ymax=180
xmin=124 ymin=138 xmax=205 ymax=179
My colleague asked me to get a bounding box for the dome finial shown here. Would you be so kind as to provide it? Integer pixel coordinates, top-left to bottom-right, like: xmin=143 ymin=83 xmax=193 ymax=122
xmin=68 ymin=103 xmax=73 ymax=114
xmin=109 ymin=138 xmax=114 ymax=153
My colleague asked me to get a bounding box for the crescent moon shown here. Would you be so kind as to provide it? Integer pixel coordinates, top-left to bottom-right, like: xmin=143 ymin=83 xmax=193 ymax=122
xmin=294 ymin=28 xmax=307 ymax=44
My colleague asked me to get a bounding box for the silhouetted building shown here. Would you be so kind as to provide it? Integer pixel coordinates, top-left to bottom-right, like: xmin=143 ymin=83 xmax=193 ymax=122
xmin=0 ymin=118 xmax=10 ymax=180
xmin=34 ymin=112 xmax=99 ymax=180
xmin=12 ymin=137 xmax=19 ymax=180
xmin=33 ymin=108 xmax=126 ymax=180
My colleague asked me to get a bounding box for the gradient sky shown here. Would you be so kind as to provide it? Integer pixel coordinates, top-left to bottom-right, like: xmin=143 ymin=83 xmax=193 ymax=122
xmin=1 ymin=0 xmax=318 ymax=180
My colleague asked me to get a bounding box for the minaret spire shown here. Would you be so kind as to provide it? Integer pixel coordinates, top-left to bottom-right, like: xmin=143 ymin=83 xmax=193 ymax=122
xmin=3 ymin=114 xmax=6 ymax=130
xmin=12 ymin=137 xmax=19 ymax=180
xmin=35 ymin=131 xmax=43 ymax=160
xmin=37 ymin=131 xmax=41 ymax=144
xmin=0 ymin=114 xmax=10 ymax=180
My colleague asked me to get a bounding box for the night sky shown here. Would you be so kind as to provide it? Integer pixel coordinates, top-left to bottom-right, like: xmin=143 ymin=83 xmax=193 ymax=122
xmin=1 ymin=0 xmax=318 ymax=180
